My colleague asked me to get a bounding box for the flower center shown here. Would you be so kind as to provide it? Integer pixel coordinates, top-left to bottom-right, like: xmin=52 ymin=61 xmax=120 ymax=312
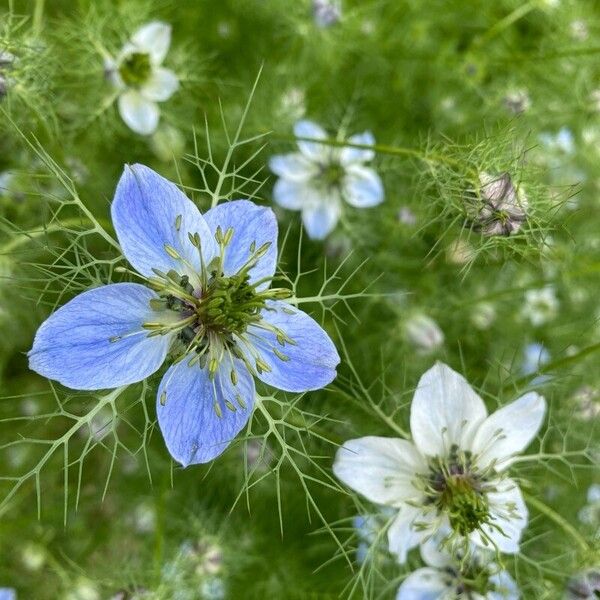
xmin=423 ymin=446 xmax=490 ymax=536
xmin=119 ymin=52 xmax=152 ymax=87
xmin=320 ymin=162 xmax=345 ymax=188
xmin=139 ymin=223 xmax=292 ymax=382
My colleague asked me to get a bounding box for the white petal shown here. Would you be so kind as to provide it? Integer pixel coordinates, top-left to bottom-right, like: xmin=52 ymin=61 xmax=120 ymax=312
xmin=272 ymin=178 xmax=313 ymax=210
xmin=118 ymin=90 xmax=159 ymax=135
xmin=419 ymin=528 xmax=454 ymax=568
xmin=343 ymin=164 xmax=384 ymax=207
xmin=341 ymin=131 xmax=376 ymax=165
xmin=269 ymin=153 xmax=318 ymax=181
xmin=388 ymin=505 xmax=429 ymax=564
xmin=488 ymin=570 xmax=520 ymax=600
xmin=470 ymin=392 xmax=546 ymax=471
xmin=294 ymin=119 xmax=329 ymax=162
xmin=141 ymin=67 xmax=179 ymax=101
xmin=396 ymin=567 xmax=452 ymax=600
xmin=469 ymin=478 xmax=528 ymax=554
xmin=332 ymin=436 xmax=426 ymax=506
xmin=410 ymin=362 xmax=488 ymax=458
xmin=130 ymin=21 xmax=172 ymax=64
xmin=301 ymin=195 xmax=342 ymax=239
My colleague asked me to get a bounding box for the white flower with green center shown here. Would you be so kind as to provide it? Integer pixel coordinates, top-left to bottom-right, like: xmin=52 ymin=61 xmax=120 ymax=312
xmin=397 ymin=529 xmax=519 ymax=599
xmin=333 ymin=362 xmax=546 ymax=563
xmin=105 ymin=22 xmax=179 ymax=135
xmin=269 ymin=120 xmax=384 ymax=240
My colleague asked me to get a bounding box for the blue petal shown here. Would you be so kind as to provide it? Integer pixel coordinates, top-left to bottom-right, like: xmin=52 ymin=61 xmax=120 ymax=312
xmin=244 ymin=300 xmax=339 ymax=392
xmin=28 ymin=283 xmax=170 ymax=390
xmin=203 ymin=200 xmax=277 ymax=290
xmin=111 ymin=164 xmax=217 ymax=278
xmin=273 ymin=178 xmax=313 ymax=210
xmin=157 ymin=356 xmax=255 ymax=466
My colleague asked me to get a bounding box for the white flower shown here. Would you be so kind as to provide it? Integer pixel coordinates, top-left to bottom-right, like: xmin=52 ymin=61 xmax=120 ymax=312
xmin=397 ymin=530 xmax=519 ymax=599
xmin=106 ymin=22 xmax=179 ymax=135
xmin=313 ymin=0 xmax=342 ymax=28
xmin=269 ymin=120 xmax=384 ymax=239
xmin=577 ymin=484 xmax=600 ymax=529
xmin=504 ymin=89 xmax=531 ymax=115
xmin=521 ymin=286 xmax=559 ymax=326
xmin=333 ymin=362 xmax=546 ymax=563
xmin=405 ymin=314 xmax=444 ymax=354
xmin=471 ymin=302 xmax=496 ymax=330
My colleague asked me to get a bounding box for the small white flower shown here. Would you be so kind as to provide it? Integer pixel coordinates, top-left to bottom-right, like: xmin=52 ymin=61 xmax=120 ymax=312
xmin=503 ymin=89 xmax=531 ymax=115
xmin=270 ymin=120 xmax=384 ymax=239
xmin=471 ymin=302 xmax=496 ymax=331
xmin=577 ymin=484 xmax=600 ymax=529
xmin=522 ymin=286 xmax=559 ymax=326
xmin=106 ymin=22 xmax=179 ymax=135
xmin=333 ymin=362 xmax=546 ymax=563
xmin=397 ymin=530 xmax=519 ymax=599
xmin=570 ymin=20 xmax=589 ymax=42
xmin=405 ymin=314 xmax=444 ymax=354
xmin=312 ymin=0 xmax=342 ymax=28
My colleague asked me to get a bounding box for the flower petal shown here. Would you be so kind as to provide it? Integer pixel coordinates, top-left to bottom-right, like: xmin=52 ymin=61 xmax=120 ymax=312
xmin=302 ymin=195 xmax=342 ymax=239
xmin=388 ymin=505 xmax=429 ymax=564
xmin=332 ymin=437 xmax=426 ymax=506
xmin=343 ymin=164 xmax=384 ymax=208
xmin=118 ymin=90 xmax=159 ymax=135
xmin=470 ymin=392 xmax=546 ymax=471
xmin=243 ymin=300 xmax=339 ymax=392
xmin=410 ymin=362 xmax=488 ymax=457
xmin=273 ymin=178 xmax=314 ymax=210
xmin=488 ymin=571 xmax=520 ymax=600
xmin=28 ymin=284 xmax=170 ymax=390
xmin=395 ymin=568 xmax=451 ymax=600
xmin=141 ymin=67 xmax=179 ymax=102
xmin=130 ymin=21 xmax=172 ymax=64
xmin=340 ymin=131 xmax=376 ymax=165
xmin=111 ymin=164 xmax=217 ymax=279
xmin=419 ymin=527 xmax=454 ymax=569
xmin=157 ymin=355 xmax=254 ymax=466
xmin=469 ymin=478 xmax=528 ymax=554
xmin=294 ymin=119 xmax=329 ymax=162
xmin=203 ymin=200 xmax=277 ymax=290
xmin=269 ymin=153 xmax=318 ymax=181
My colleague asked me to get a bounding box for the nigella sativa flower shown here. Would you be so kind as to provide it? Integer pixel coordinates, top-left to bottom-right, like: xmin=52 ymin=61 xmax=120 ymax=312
xmin=105 ymin=22 xmax=179 ymax=135
xmin=396 ymin=529 xmax=519 ymax=599
xmin=333 ymin=362 xmax=546 ymax=562
xmin=269 ymin=120 xmax=384 ymax=240
xmin=312 ymin=0 xmax=342 ymax=28
xmin=468 ymin=172 xmax=528 ymax=236
xmin=28 ymin=165 xmax=340 ymax=466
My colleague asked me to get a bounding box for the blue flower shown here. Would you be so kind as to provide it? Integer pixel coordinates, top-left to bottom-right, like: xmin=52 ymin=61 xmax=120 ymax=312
xmin=0 ymin=589 xmax=16 ymax=600
xmin=28 ymin=164 xmax=340 ymax=466
xmin=269 ymin=120 xmax=384 ymax=240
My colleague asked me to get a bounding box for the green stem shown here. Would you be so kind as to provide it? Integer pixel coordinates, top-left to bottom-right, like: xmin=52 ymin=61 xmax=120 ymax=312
xmin=1 ymin=216 xmax=115 ymax=256
xmin=33 ymin=0 xmax=45 ymax=36
xmin=273 ymin=134 xmax=464 ymax=170
xmin=524 ymin=492 xmax=590 ymax=554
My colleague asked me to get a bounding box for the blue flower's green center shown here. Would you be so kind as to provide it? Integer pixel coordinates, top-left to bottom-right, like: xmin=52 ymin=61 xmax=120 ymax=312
xmin=140 ymin=223 xmax=293 ymax=387
xmin=423 ymin=446 xmax=490 ymax=537
xmin=119 ymin=52 xmax=152 ymax=87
